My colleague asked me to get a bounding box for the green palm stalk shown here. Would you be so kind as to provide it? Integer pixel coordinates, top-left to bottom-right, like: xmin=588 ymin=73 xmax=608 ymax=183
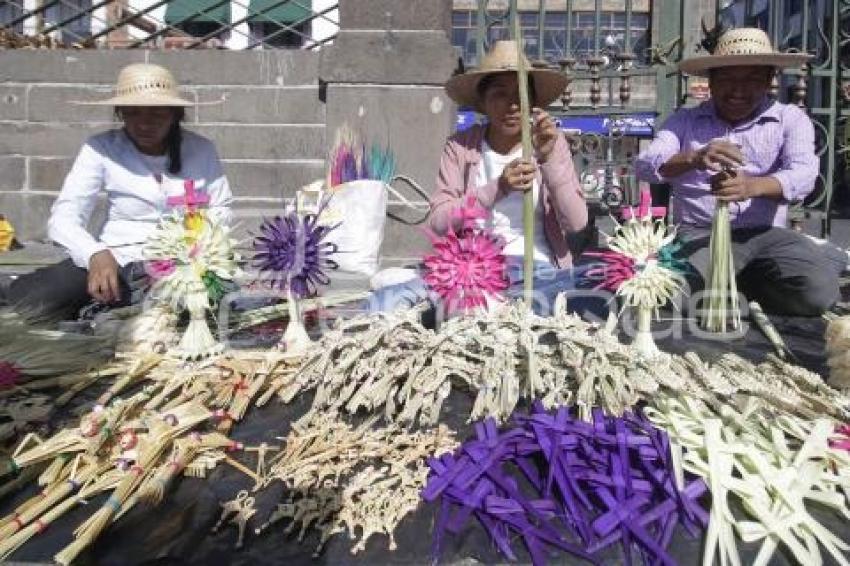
xmin=701 ymin=200 xmax=741 ymax=332
xmin=511 ymin=2 xmax=534 ymax=307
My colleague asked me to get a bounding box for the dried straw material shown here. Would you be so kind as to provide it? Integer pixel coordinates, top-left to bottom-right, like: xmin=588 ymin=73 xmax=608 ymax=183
xmin=0 ymin=309 xmax=111 ymax=381
xmin=825 ymin=314 xmax=850 ymax=391
xmin=646 ymin=393 xmax=850 ymax=566
xmin=262 ymin=301 xmax=848 ymax=427
xmin=0 ymin=286 xmax=845 ymax=563
xmin=136 ymin=438 xmax=199 ymax=505
xmin=55 ymin=401 xmax=211 ymax=564
xmin=0 ymin=351 xmax=289 ymax=560
xmin=512 ymin=12 xmax=535 ymax=308
xmin=585 ymin=190 xmax=685 ymax=358
xmin=0 ymin=456 xmax=103 ymax=540
xmin=144 ymin=213 xmax=240 ymax=361
xmin=701 ymin=201 xmax=741 ymax=332
xmin=0 ymin=469 xmax=122 ymax=560
xmin=252 ymin=414 xmax=457 ymax=554
xmin=93 ymin=304 xmax=180 ymax=355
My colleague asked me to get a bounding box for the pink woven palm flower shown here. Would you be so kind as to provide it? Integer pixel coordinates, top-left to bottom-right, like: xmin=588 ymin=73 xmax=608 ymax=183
xmin=830 ymin=424 xmax=850 ymax=452
xmin=583 ymin=250 xmax=637 ymax=292
xmin=145 ymin=258 xmax=177 ymax=280
xmin=450 ymin=194 xmax=490 ymax=228
xmin=423 ymin=196 xmax=509 ymax=314
xmin=0 ymin=361 xmax=20 ymax=390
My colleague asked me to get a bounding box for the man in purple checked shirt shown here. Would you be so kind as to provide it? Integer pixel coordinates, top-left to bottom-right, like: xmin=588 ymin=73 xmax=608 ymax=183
xmin=636 ymin=28 xmax=845 ymax=316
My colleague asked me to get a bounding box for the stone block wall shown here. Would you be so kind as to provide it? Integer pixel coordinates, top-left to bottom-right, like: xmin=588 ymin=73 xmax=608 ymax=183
xmin=0 ymin=1 xmax=458 ymax=266
xmin=0 ymin=50 xmax=326 ymax=241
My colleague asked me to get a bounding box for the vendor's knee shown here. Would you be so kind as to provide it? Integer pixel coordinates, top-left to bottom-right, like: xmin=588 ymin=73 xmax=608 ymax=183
xmin=776 ymin=271 xmax=839 ymax=316
xmin=799 ymin=272 xmax=840 ymax=314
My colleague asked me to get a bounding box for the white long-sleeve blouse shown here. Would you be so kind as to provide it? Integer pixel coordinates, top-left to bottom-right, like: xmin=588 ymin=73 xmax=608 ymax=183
xmin=48 ymin=128 xmax=233 ymax=268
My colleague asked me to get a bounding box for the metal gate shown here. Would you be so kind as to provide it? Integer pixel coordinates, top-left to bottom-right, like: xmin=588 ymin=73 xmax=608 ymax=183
xmin=463 ymin=0 xmax=846 ymax=236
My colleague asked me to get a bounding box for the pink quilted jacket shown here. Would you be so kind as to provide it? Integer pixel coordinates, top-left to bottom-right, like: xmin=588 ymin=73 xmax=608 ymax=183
xmin=428 ymin=124 xmax=588 ymax=268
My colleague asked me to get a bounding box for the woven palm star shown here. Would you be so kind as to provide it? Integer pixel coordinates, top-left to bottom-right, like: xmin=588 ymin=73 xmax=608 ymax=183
xmin=830 ymin=424 xmax=850 ymax=452
xmin=423 ymin=196 xmax=509 ymax=314
xmin=584 ymin=250 xmax=637 ymax=293
xmin=584 ymin=190 xmax=685 ymax=310
xmin=145 ymin=214 xmax=239 ymax=310
xmin=253 ymin=203 xmax=338 ymax=298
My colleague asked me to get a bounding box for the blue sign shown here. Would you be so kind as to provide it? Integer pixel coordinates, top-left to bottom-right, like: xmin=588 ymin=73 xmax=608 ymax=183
xmin=456 ymin=110 xmax=656 ymax=137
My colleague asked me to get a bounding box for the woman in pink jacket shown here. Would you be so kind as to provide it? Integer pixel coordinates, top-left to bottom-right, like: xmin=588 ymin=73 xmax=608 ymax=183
xmin=432 ymin=40 xmax=588 ymax=272
xmin=370 ymin=41 xmax=589 ymax=316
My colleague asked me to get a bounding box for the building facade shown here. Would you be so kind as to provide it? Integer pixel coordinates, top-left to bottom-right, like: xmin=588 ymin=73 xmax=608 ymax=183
xmin=2 ymin=0 xmax=339 ymax=49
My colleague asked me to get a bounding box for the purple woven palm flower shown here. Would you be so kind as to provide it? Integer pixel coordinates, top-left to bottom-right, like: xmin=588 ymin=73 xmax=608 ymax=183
xmin=253 ymin=204 xmax=338 ymax=298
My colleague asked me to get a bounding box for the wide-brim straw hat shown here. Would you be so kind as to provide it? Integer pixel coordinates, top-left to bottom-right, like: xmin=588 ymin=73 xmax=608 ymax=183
xmin=72 ymin=63 xmax=219 ymax=107
xmin=445 ymin=40 xmax=567 ymax=113
xmin=679 ymin=27 xmax=811 ymax=77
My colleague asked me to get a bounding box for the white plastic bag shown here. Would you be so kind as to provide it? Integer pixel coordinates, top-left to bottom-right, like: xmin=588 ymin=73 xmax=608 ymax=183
xmin=320 ymin=179 xmax=387 ymax=277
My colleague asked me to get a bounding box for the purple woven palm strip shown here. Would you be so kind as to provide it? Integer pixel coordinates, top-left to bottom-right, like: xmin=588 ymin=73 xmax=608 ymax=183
xmin=423 ymin=404 xmax=708 ymax=566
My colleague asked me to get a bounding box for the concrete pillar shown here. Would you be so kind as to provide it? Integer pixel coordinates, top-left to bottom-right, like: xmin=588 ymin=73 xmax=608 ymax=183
xmin=319 ymin=0 xmax=457 ymax=259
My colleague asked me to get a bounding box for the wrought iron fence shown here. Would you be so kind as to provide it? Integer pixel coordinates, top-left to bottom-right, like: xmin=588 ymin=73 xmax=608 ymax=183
xmin=0 ymin=0 xmax=338 ymax=50
xmin=459 ymin=0 xmax=681 ymax=212
xmin=461 ymin=0 xmax=846 ymax=235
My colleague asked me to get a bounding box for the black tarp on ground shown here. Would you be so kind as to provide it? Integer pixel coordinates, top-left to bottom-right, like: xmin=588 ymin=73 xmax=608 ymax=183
xmin=2 ymin=309 xmax=849 ymax=566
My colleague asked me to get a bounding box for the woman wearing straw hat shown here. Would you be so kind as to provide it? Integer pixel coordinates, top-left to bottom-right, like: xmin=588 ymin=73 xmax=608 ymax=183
xmin=367 ymin=40 xmax=588 ymax=315
xmin=635 ymin=27 xmax=844 ymax=316
xmin=425 ymin=40 xmax=587 ymax=314
xmin=0 ymin=63 xmax=233 ymax=321
xmin=432 ymin=40 xmax=587 ymax=268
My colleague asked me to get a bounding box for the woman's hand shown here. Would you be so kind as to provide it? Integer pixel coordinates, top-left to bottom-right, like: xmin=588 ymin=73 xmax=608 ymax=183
xmin=88 ymin=250 xmax=121 ymax=303
xmin=532 ymin=108 xmax=558 ymax=162
xmin=500 ymin=158 xmax=537 ymax=193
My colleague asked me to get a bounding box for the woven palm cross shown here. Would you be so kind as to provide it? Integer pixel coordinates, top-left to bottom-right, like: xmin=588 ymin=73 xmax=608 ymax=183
xmin=166 ymin=179 xmax=209 ymax=212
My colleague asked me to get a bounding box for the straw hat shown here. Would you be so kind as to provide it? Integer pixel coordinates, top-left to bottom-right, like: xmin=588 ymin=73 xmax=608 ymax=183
xmin=73 ymin=63 xmax=215 ymax=107
xmin=679 ymin=27 xmax=811 ymax=77
xmin=445 ymin=40 xmax=567 ymax=113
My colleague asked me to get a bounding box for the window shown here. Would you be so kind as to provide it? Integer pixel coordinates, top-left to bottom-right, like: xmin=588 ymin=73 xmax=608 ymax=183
xmin=246 ymin=0 xmax=312 ymax=48
xmin=45 ymin=0 xmax=92 ymax=44
xmin=572 ymin=30 xmax=594 ymax=57
xmin=452 ymin=11 xmax=470 ymax=27
xmin=612 ymin=13 xmax=627 ymax=29
xmin=520 ymin=12 xmax=538 ymax=28
xmin=450 ymin=9 xmax=652 ymax=67
xmin=749 ymin=0 xmax=769 ymax=16
xmin=788 ymin=0 xmax=803 ymax=16
xmin=745 ymin=11 xmax=769 ymax=30
xmin=544 ymin=12 xmax=566 ymax=28
xmin=165 ymin=0 xmax=231 ymax=43
xmin=250 ymin=21 xmax=310 ymax=48
xmin=575 ymin=13 xmax=596 ymax=29
xmin=0 ymin=3 xmax=24 ymax=33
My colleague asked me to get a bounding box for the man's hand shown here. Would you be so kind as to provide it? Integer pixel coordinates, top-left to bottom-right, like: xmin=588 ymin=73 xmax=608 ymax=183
xmin=711 ymin=169 xmax=757 ymax=202
xmin=691 ymin=140 xmax=744 ymax=172
xmin=88 ymin=250 xmax=121 ymax=303
xmin=500 ymin=158 xmax=537 ymax=193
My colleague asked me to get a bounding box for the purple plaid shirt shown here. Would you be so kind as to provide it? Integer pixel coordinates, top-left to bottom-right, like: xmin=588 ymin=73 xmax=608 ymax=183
xmin=634 ymin=98 xmax=818 ymax=228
